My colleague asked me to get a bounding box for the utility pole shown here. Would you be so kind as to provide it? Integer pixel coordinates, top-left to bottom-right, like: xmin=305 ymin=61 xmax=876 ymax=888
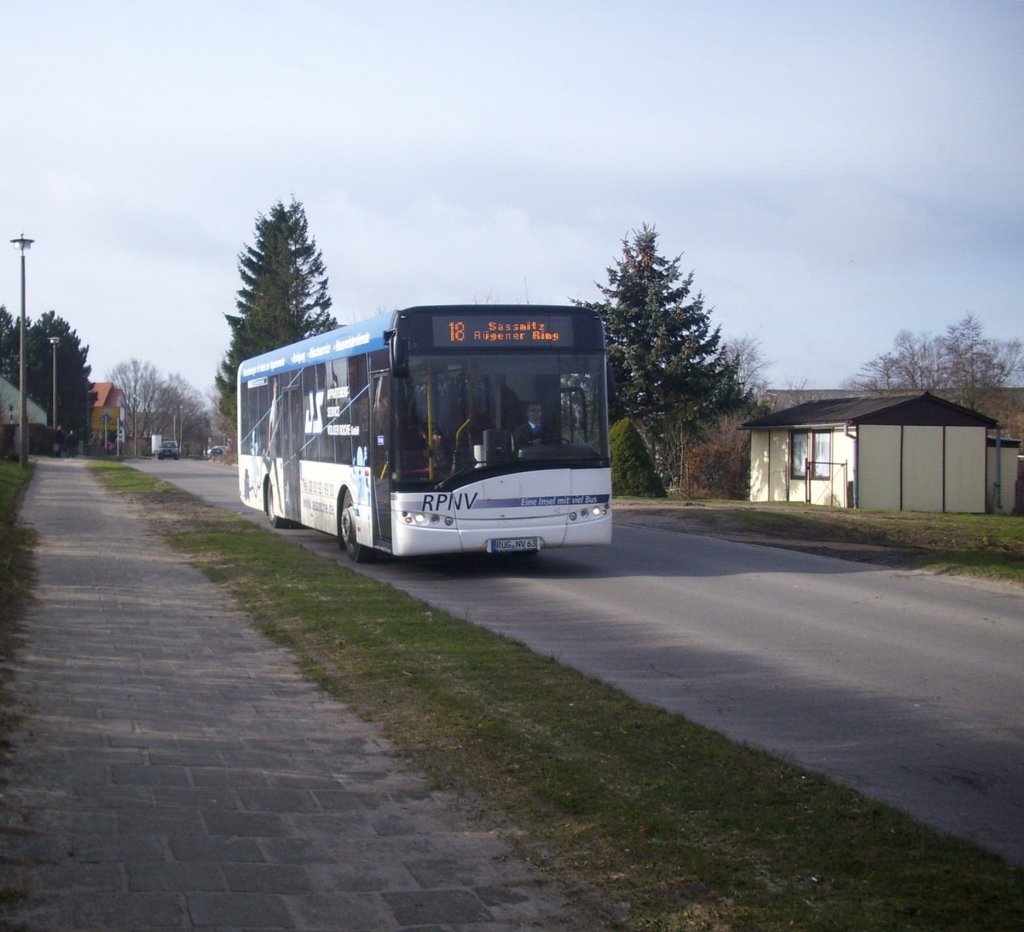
xmin=11 ymin=234 xmax=34 ymax=468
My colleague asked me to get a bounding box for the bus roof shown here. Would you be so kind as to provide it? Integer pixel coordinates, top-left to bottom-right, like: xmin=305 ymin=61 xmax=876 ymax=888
xmin=237 ymin=309 xmax=395 ymax=383
xmin=236 ymin=304 xmax=596 ymax=383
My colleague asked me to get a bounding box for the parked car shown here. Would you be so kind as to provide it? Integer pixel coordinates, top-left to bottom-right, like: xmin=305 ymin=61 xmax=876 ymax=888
xmin=209 ymin=445 xmax=227 ymax=457
xmin=156 ymin=440 xmax=180 ymax=460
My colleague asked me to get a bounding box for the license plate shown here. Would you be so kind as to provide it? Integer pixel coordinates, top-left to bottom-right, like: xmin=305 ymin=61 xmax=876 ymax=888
xmin=489 ymin=537 xmax=539 ymax=553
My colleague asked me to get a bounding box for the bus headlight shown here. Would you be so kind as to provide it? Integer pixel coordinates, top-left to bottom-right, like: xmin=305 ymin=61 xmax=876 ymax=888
xmin=401 ymin=510 xmax=451 ymax=527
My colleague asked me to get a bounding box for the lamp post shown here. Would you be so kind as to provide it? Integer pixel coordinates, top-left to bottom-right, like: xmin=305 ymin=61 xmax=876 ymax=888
xmin=49 ymin=336 xmax=61 ymax=430
xmin=11 ymin=235 xmax=34 ymax=468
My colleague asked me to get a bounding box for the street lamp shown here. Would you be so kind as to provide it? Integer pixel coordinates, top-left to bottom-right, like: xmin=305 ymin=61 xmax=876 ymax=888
xmin=49 ymin=336 xmax=61 ymax=430
xmin=11 ymin=235 xmax=34 ymax=468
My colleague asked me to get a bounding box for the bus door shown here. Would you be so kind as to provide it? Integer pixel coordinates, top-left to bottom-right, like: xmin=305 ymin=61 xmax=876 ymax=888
xmin=371 ymin=372 xmax=393 ymax=547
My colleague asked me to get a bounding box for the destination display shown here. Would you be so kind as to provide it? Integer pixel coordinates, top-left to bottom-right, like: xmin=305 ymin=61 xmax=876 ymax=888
xmin=432 ymin=314 xmax=575 ymax=348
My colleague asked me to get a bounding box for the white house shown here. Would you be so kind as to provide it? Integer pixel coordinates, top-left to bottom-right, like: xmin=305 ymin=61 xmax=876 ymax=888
xmin=741 ymin=392 xmax=1010 ymax=514
xmin=0 ymin=374 xmax=47 ymax=426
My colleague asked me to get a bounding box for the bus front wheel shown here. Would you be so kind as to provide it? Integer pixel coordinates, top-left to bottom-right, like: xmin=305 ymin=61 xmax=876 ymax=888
xmin=340 ymin=491 xmax=375 ymax=563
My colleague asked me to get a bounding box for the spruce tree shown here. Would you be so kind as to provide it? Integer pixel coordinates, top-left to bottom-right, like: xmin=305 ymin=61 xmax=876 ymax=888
xmin=2 ymin=308 xmax=92 ymax=440
xmin=27 ymin=311 xmax=93 ymax=439
xmin=0 ymin=306 xmax=21 ymax=387
xmin=216 ymin=198 xmax=336 ymax=421
xmin=579 ymin=225 xmax=745 ymax=463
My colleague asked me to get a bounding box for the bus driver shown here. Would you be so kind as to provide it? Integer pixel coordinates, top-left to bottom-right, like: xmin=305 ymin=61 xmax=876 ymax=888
xmin=514 ymin=402 xmax=552 ymax=448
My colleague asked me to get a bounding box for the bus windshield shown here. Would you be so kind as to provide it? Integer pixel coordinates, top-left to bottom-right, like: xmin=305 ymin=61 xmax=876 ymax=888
xmin=393 ymin=349 xmax=609 ymax=484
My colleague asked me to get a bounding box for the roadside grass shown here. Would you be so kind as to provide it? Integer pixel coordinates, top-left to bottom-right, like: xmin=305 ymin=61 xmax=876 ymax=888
xmin=0 ymin=460 xmax=35 ymax=625
xmin=91 ymin=461 xmax=1024 ymax=929
xmin=0 ymin=460 xmax=34 ymax=908
xmin=619 ymin=498 xmax=1024 ymax=586
xmin=0 ymin=460 xmax=33 ymax=718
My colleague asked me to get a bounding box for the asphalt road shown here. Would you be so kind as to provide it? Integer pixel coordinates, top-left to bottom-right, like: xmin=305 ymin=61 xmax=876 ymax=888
xmin=133 ymin=457 xmax=1024 ymax=865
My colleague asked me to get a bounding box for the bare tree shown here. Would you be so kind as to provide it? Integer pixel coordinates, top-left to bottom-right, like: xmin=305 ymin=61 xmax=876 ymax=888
xmin=108 ymin=360 xmax=212 ymax=456
xmin=850 ymin=315 xmax=1023 ymax=412
xmin=157 ymin=376 xmax=211 ymax=455
xmin=850 ymin=329 xmax=943 ymax=393
xmin=940 ymin=316 xmax=1023 ymax=411
xmin=206 ymin=385 xmax=235 ymax=451
xmin=108 ymin=359 xmax=165 ymax=456
xmin=724 ymin=334 xmax=770 ymax=402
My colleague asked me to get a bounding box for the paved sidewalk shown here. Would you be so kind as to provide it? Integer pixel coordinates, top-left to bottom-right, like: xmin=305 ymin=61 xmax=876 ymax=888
xmin=0 ymin=459 xmax=585 ymax=930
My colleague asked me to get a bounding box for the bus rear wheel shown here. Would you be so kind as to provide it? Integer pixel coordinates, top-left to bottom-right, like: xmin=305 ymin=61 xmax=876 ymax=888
xmin=340 ymin=491 xmax=375 ymax=563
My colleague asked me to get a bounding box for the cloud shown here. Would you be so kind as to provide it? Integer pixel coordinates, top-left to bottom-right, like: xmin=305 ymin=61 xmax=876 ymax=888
xmin=2 ymin=0 xmax=1021 ymax=394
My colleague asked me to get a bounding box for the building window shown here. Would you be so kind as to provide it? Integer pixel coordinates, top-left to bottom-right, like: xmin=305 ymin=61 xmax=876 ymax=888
xmin=812 ymin=430 xmax=832 ymax=479
xmin=790 ymin=429 xmax=832 ymax=479
xmin=791 ymin=431 xmax=808 ymax=479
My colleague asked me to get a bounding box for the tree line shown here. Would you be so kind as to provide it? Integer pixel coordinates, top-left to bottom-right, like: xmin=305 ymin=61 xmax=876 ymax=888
xmin=0 ymin=308 xmax=92 ymax=443
xmin=215 ymin=198 xmax=1022 ymax=497
xmin=0 ymin=306 xmax=219 ymax=457
xmin=7 ymin=195 xmax=1018 ymax=488
xmin=213 ymin=205 xmax=760 ymax=493
xmin=849 ymin=316 xmax=1023 ymax=436
xmin=105 ymin=359 xmax=216 ymax=457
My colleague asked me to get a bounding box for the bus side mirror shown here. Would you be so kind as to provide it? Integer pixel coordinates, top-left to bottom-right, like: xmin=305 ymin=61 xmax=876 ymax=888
xmin=388 ymin=331 xmax=409 ymax=378
xmin=606 ymin=361 xmax=617 ymax=405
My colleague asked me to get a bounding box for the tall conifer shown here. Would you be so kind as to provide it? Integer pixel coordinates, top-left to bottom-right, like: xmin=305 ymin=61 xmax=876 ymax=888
xmin=579 ymin=225 xmax=745 ymax=465
xmin=28 ymin=311 xmax=93 ymax=438
xmin=216 ymin=198 xmax=336 ymax=421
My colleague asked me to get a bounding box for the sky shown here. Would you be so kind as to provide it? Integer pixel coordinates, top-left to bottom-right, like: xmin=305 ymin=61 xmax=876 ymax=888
xmin=2 ymin=0 xmax=1022 ymax=397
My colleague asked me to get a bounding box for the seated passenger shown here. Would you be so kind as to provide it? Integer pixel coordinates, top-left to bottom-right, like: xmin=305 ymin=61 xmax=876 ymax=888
xmin=428 ymin=427 xmax=452 ymax=476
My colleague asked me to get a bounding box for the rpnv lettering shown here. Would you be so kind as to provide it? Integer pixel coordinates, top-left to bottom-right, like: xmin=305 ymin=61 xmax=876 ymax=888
xmin=421 ymin=492 xmax=479 ymax=511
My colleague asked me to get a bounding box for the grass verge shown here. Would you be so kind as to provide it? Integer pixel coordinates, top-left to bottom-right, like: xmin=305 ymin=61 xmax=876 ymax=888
xmin=90 ymin=461 xmax=1023 ymax=929
xmin=0 ymin=459 xmax=34 ymax=908
xmin=617 ymin=499 xmax=1024 ymax=586
xmin=0 ymin=460 xmax=33 ymax=728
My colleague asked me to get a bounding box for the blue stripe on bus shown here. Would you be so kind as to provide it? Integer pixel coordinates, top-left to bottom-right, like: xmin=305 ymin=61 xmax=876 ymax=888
xmin=238 ymin=312 xmax=393 ymax=383
xmin=418 ymin=494 xmax=610 ymax=511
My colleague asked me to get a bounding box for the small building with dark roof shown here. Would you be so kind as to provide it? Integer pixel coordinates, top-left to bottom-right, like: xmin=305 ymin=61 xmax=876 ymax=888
xmin=740 ymin=392 xmax=1010 ymax=513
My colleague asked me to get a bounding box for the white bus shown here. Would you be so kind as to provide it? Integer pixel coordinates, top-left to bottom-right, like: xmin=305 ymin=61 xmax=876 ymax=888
xmin=237 ymin=305 xmax=612 ymax=561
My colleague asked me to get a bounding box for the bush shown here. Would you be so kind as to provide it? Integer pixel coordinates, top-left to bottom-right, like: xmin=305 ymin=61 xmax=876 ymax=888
xmin=676 ymin=413 xmax=752 ymax=499
xmin=610 ymin=418 xmax=666 ymax=497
